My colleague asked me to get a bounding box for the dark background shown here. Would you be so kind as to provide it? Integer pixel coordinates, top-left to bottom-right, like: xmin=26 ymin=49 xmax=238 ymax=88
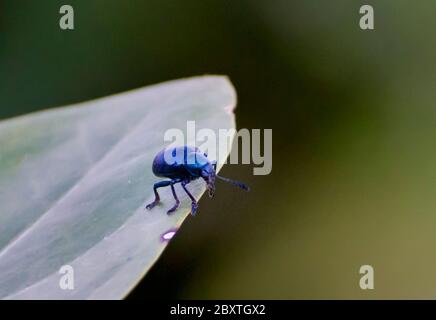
xmin=2 ymin=1 xmax=436 ymax=298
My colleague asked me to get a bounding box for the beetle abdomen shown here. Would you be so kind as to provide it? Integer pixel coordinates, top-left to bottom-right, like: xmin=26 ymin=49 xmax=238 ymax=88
xmin=152 ymin=146 xmax=200 ymax=179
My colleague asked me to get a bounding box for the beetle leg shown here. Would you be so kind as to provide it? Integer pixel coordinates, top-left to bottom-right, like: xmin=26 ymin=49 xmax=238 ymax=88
xmin=181 ymin=180 xmax=198 ymax=216
xmin=166 ymin=180 xmax=181 ymax=214
xmin=146 ymin=180 xmax=171 ymax=210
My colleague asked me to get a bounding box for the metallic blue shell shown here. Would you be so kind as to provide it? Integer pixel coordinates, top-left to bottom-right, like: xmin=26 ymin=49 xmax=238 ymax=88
xmin=151 ymin=146 xmax=210 ymax=180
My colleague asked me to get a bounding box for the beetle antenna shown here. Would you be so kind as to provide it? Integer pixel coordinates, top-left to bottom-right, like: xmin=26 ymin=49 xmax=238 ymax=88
xmin=216 ymin=175 xmax=250 ymax=191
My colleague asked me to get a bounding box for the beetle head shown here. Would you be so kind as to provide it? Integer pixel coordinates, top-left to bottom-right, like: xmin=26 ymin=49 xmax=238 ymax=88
xmin=201 ymin=163 xmax=216 ymax=198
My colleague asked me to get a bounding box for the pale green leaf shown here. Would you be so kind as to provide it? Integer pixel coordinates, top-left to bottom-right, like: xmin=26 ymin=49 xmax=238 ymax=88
xmin=0 ymin=76 xmax=236 ymax=299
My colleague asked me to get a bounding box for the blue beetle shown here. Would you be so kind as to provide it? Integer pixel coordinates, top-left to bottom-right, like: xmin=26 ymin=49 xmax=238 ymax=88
xmin=146 ymin=145 xmax=249 ymax=216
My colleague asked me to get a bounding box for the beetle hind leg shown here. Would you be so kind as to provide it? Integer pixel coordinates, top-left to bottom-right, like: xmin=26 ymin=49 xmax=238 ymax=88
xmin=166 ymin=181 xmax=181 ymax=215
xmin=146 ymin=180 xmax=171 ymax=210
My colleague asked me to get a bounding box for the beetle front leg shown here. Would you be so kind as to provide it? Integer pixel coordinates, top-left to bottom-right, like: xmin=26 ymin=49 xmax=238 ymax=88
xmin=146 ymin=180 xmax=172 ymax=210
xmin=181 ymin=180 xmax=198 ymax=216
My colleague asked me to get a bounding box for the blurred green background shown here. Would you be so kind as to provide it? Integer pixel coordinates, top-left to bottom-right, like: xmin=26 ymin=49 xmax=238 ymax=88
xmin=2 ymin=0 xmax=436 ymax=299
